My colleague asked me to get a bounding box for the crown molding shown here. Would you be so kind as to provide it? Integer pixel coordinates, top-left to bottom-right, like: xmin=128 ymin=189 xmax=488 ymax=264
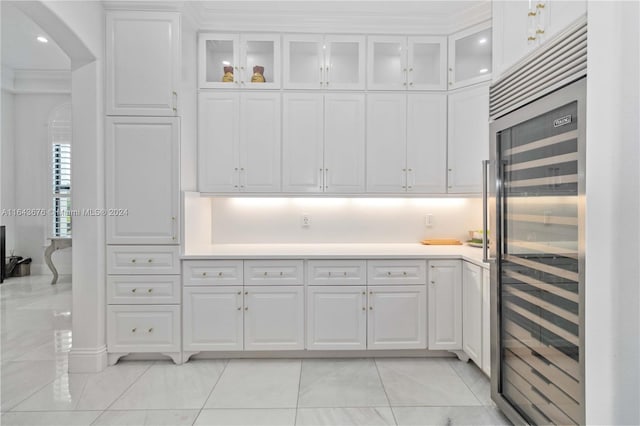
xmin=2 ymin=68 xmax=71 ymax=94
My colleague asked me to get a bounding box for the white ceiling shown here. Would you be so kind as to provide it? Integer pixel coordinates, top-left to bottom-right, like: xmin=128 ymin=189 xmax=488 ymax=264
xmin=1 ymin=2 xmax=70 ymax=71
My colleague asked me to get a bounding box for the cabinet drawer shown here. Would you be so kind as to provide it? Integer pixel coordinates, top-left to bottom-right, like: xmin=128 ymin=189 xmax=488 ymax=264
xmin=183 ymin=260 xmax=243 ymax=286
xmin=107 ymin=246 xmax=180 ymax=275
xmin=307 ymin=260 xmax=367 ymax=285
xmin=367 ymin=260 xmax=427 ymax=285
xmin=107 ymin=276 xmax=180 ymax=304
xmin=107 ymin=305 xmax=180 ymax=353
xmin=244 ymin=260 xmax=304 ymax=285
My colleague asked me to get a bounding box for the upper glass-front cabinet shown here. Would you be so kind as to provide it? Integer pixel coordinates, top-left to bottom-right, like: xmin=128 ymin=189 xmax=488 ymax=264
xmin=199 ymin=33 xmax=281 ymax=89
xmin=283 ymin=34 xmax=366 ymax=90
xmin=367 ymin=36 xmax=447 ymax=91
xmin=448 ymin=22 xmax=492 ymax=89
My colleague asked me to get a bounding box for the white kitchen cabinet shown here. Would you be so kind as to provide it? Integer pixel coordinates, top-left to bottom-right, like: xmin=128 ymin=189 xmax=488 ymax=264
xmin=198 ymin=92 xmax=281 ymax=193
xmin=462 ymin=261 xmax=482 ymax=366
xmin=492 ymin=1 xmax=586 ymax=79
xmin=448 ymin=21 xmax=492 ymax=89
xmin=447 ymin=84 xmax=489 ymax=194
xmin=366 ymin=93 xmax=447 ymax=193
xmin=482 ymin=266 xmax=491 ymax=376
xmin=244 ymin=286 xmax=305 ymax=351
xmin=106 ymin=12 xmax=179 ymax=116
xmin=367 ymin=36 xmax=447 ymax=91
xmin=307 ymin=286 xmax=367 ymax=350
xmin=106 ymin=117 xmax=180 ymax=244
xmin=428 ymin=260 xmax=462 ymax=350
xmin=183 ymin=286 xmax=244 ymax=352
xmin=368 ymin=285 xmax=427 ymax=350
xmin=283 ymin=93 xmax=365 ymax=193
xmin=284 ymin=34 xmax=365 ymax=90
xmin=199 ymin=33 xmax=280 ymax=89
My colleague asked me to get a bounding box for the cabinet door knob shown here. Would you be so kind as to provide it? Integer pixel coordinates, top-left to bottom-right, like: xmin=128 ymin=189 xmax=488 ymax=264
xmin=403 ymin=271 xmax=407 ymax=275
xmin=362 ymin=291 xmax=366 ymax=295
xmin=245 ymin=291 xmax=248 ymax=295
xmin=148 ymin=328 xmax=153 ymax=333
xmin=131 ymin=328 xmax=137 ymax=333
xmin=237 ymin=291 xmax=241 ymax=295
xmin=431 ymin=280 xmax=436 ymax=284
xmin=218 ymin=272 xmax=223 ymax=277
xmin=202 ymin=272 xmax=207 ymax=277
xmin=362 ymin=307 xmax=366 ymax=311
xmin=148 ymin=259 xmax=153 ymax=263
xmin=131 ymin=288 xmax=137 ymax=293
xmin=131 ymin=259 xmax=136 ymax=263
xmin=369 ymin=306 xmax=373 ymax=310
xmin=387 ymin=271 xmax=391 ymax=276
xmin=264 ymin=271 xmax=268 ymax=276
xmin=280 ymin=271 xmax=283 ymax=276
xmin=343 ymin=272 xmax=347 ymax=276
xmin=237 ymin=307 xmax=241 ymax=310
xmin=409 ymin=82 xmax=414 ymax=86
xmin=245 ymin=306 xmax=248 ymax=310
xmin=147 ymin=288 xmax=153 ymax=293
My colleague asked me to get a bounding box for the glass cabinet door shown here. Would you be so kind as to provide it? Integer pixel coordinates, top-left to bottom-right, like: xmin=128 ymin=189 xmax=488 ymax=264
xmin=240 ymin=34 xmax=281 ymax=89
xmin=408 ymin=36 xmax=447 ymax=90
xmin=199 ymin=34 xmax=239 ymax=89
xmin=283 ymin=35 xmax=324 ymax=90
xmin=448 ymin=22 xmax=492 ymax=89
xmin=367 ymin=36 xmax=407 ymax=90
xmin=324 ymin=35 xmax=365 ymax=90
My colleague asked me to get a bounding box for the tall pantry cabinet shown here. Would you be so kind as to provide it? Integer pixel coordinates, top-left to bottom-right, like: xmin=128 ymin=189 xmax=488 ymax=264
xmin=105 ymin=11 xmax=182 ymax=365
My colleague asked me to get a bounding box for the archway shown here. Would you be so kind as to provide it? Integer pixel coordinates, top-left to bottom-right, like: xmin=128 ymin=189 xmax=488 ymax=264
xmin=12 ymin=1 xmax=107 ymax=373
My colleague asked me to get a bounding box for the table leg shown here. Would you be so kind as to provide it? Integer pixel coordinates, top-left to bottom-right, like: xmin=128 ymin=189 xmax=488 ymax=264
xmin=44 ymin=242 xmax=58 ymax=285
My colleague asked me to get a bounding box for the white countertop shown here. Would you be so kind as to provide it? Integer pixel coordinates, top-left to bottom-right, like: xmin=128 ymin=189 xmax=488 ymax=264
xmin=183 ymin=243 xmax=490 ymax=268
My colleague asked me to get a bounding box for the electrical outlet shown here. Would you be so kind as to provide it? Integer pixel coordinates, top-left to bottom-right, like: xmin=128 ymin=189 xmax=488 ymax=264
xmin=301 ymin=213 xmax=311 ymax=228
xmin=425 ymin=214 xmax=433 ymax=227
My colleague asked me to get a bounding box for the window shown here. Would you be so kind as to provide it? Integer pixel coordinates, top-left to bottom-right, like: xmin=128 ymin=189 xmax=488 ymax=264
xmin=49 ymin=103 xmax=72 ymax=237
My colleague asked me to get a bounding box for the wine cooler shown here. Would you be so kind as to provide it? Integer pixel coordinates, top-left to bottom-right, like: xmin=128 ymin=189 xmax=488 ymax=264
xmin=487 ymin=17 xmax=587 ymax=424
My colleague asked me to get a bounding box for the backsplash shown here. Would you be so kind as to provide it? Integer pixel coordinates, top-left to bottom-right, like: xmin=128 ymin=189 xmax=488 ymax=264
xmin=206 ymin=197 xmax=483 ymax=244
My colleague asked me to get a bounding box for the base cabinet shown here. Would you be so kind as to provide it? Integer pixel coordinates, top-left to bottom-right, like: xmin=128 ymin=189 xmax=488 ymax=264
xmin=462 ymin=262 xmax=482 ymax=366
xmin=428 ymin=260 xmax=462 ymax=350
xmin=307 ymin=286 xmax=367 ymax=350
xmin=481 ymin=267 xmax=491 ymax=376
xmin=368 ymin=285 xmax=427 ymax=349
xmin=244 ymin=286 xmax=305 ymax=350
xmin=183 ymin=286 xmax=243 ymax=352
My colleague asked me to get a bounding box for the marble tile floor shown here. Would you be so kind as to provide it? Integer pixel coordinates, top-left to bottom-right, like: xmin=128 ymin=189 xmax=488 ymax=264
xmin=1 ymin=275 xmax=511 ymax=426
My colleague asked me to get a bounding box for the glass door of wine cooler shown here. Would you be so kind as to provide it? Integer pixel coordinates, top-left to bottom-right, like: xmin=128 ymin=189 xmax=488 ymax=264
xmin=491 ymin=78 xmax=585 ymax=426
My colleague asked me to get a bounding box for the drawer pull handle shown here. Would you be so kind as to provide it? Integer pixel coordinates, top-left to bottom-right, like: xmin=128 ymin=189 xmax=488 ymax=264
xmin=147 ymin=288 xmax=153 ymax=293
xmin=148 ymin=328 xmax=153 ymax=333
xmin=280 ymin=271 xmax=283 ymax=276
xmin=131 ymin=328 xmax=137 ymax=333
xmin=202 ymin=272 xmax=207 ymax=277
xmin=403 ymin=271 xmax=407 ymax=276
xmin=132 ymin=288 xmax=137 ymax=293
xmin=343 ymin=272 xmax=347 ymax=276
xmin=245 ymin=306 xmax=248 ymax=310
xmin=131 ymin=259 xmax=136 ymax=263
xmin=218 ymin=272 xmax=223 ymax=277
xmin=431 ymin=280 xmax=436 ymax=284
xmin=329 ymin=271 xmax=332 ymax=276
xmin=245 ymin=291 xmax=248 ymax=295
xmin=148 ymin=259 xmax=153 ymax=263
xmin=387 ymin=271 xmax=391 ymax=276
xmin=264 ymin=271 xmax=268 ymax=276
xmin=237 ymin=291 xmax=241 ymax=295
xmin=362 ymin=291 xmax=365 ymax=295
xmin=237 ymin=307 xmax=241 ymax=310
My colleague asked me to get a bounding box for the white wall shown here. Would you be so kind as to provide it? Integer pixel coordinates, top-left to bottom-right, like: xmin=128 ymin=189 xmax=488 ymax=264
xmin=1 ymin=90 xmax=16 ymax=253
xmin=12 ymin=93 xmax=71 ymax=275
xmin=208 ymin=197 xmax=483 ymax=244
xmin=585 ymin=1 xmax=640 ymax=424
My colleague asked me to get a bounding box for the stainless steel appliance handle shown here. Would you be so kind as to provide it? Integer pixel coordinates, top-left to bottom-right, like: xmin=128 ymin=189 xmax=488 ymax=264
xmin=482 ymin=159 xmax=490 ymax=262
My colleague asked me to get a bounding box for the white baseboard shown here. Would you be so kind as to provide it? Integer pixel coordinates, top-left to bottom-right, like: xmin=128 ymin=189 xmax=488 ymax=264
xmin=68 ymin=345 xmax=108 ymax=373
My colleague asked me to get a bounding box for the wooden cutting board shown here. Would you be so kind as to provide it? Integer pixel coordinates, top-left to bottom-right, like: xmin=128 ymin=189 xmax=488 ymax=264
xmin=421 ymin=239 xmax=463 ymax=245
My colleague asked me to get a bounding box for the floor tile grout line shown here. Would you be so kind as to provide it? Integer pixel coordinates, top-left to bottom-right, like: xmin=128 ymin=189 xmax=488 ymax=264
xmin=192 ymin=358 xmax=230 ymax=426
xmin=294 ymin=358 xmax=303 ymax=426
xmin=373 ymin=358 xmax=398 ymax=426
xmin=4 ymin=365 xmax=67 ymax=413
xmin=102 ymin=361 xmax=157 ymax=412
xmin=448 ymin=360 xmax=485 ymax=407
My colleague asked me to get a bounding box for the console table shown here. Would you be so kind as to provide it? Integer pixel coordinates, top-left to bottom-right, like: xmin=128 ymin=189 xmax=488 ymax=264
xmin=45 ymin=237 xmax=72 ymax=285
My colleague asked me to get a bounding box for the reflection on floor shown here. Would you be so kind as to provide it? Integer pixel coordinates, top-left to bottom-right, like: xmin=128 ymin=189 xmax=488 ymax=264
xmin=0 ymin=275 xmax=511 ymax=426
